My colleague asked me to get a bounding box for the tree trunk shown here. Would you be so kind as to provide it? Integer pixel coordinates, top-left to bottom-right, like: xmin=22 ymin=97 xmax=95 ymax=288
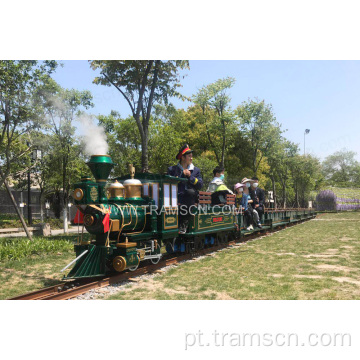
xmin=302 ymin=189 xmax=306 ymax=208
xmin=203 ymin=112 xmax=220 ymax=164
xmin=39 ymin=189 xmax=44 ymax=222
xmin=295 ymin=183 xmax=299 ymax=208
xmin=0 ymin=170 xmax=33 ymax=241
xmin=282 ymin=182 xmax=286 ymax=209
xmin=252 ymin=147 xmax=258 ymax=176
xmin=220 ymin=119 xmax=226 ymax=167
xmin=271 ymin=175 xmax=277 ymax=209
xmin=141 ymin=130 xmax=149 ymax=173
xmin=63 ymin=205 xmax=68 ymax=234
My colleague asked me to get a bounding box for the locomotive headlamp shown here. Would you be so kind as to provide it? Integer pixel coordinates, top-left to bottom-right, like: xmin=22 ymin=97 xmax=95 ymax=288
xmin=73 ymin=188 xmax=84 ymax=201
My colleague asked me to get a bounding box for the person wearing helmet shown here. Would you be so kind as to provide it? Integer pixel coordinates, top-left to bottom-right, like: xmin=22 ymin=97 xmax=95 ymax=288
xmin=168 ymin=144 xmax=203 ymax=234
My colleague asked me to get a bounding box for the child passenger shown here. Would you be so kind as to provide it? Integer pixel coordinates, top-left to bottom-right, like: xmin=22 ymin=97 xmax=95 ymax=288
xmin=234 ymin=183 xmax=243 ymax=208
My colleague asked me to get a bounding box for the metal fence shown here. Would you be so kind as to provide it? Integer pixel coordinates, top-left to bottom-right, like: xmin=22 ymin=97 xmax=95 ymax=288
xmin=0 ymin=189 xmax=55 ymax=219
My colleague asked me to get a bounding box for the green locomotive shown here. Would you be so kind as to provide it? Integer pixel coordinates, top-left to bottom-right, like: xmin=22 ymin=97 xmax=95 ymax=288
xmin=65 ymin=154 xmax=316 ymax=279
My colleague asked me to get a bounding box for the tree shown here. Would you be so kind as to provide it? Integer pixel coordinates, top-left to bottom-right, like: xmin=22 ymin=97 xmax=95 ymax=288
xmin=37 ymin=80 xmax=93 ymax=224
xmin=322 ymin=149 xmax=359 ymax=186
xmin=0 ymin=60 xmax=57 ymax=187
xmin=265 ymin=140 xmax=298 ymax=208
xmin=237 ymin=99 xmax=283 ymax=176
xmin=98 ymin=111 xmax=142 ymax=176
xmin=263 ymin=141 xmax=284 ymax=209
xmin=289 ymin=154 xmax=322 ymax=207
xmin=193 ymin=77 xmax=236 ymax=167
xmin=0 ymin=60 xmax=57 ymax=239
xmin=90 ymin=60 xmax=189 ymax=172
xmin=277 ymin=141 xmax=298 ymax=208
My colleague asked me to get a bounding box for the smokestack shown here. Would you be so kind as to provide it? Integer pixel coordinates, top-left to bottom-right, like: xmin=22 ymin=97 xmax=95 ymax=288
xmin=87 ymin=155 xmax=114 ymax=183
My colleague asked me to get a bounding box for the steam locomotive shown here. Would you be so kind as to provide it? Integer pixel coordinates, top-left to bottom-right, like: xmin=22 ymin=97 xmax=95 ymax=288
xmin=65 ymin=155 xmax=316 ymax=279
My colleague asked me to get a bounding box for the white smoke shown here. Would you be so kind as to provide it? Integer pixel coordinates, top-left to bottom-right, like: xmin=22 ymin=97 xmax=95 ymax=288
xmin=77 ymin=114 xmax=109 ymax=156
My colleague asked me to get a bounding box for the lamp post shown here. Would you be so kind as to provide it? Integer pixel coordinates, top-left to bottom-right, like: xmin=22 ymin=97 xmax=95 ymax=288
xmin=304 ymin=129 xmax=310 ymax=155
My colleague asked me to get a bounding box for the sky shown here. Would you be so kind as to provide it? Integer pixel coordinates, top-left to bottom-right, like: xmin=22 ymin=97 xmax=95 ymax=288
xmin=52 ymin=60 xmax=360 ymax=162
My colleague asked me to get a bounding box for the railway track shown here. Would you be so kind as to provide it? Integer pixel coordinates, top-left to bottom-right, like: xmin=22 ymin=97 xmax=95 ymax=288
xmin=9 ymin=216 xmax=314 ymax=300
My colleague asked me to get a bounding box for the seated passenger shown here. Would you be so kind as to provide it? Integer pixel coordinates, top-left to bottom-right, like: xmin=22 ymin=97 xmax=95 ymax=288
xmin=234 ymin=183 xmax=243 ymax=208
xmin=249 ymin=176 xmax=265 ymax=224
xmin=241 ymin=178 xmax=262 ymax=230
xmin=168 ymin=144 xmax=203 ymax=234
xmin=207 ymin=166 xmax=233 ymax=205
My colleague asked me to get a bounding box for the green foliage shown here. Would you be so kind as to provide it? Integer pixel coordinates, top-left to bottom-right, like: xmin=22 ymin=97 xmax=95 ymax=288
xmin=0 ymin=237 xmax=74 ymax=262
xmin=98 ymin=112 xmax=142 ymax=176
xmin=237 ymin=99 xmax=283 ymax=175
xmin=192 ymin=77 xmax=237 ymax=166
xmin=149 ymin=118 xmax=183 ymax=174
xmin=0 ymin=215 xmax=63 ymax=229
xmin=288 ymin=154 xmax=323 ymax=207
xmin=0 ymin=60 xmax=58 ymax=185
xmin=322 ymin=149 xmax=360 ymax=187
xmin=90 ymin=60 xmax=190 ymax=172
xmin=91 ymin=60 xmax=190 ymax=105
xmin=34 ymin=80 xmax=94 ymax=215
xmin=192 ymin=154 xmax=218 ymax=189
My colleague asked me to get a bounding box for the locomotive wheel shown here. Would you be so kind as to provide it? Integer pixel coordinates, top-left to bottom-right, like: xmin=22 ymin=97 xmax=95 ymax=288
xmin=217 ymin=234 xmax=223 ymax=244
xmin=150 ymin=257 xmax=161 ymax=265
xmin=113 ymin=256 xmax=127 ymax=272
xmin=195 ymin=237 xmax=205 ymax=250
xmin=129 ymin=255 xmax=140 ymax=272
xmin=218 ymin=233 xmax=228 ymax=244
xmin=150 ymin=245 xmax=161 ymax=264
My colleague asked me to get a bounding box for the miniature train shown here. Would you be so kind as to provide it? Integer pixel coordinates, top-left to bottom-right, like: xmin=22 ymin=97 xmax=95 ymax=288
xmin=66 ymin=155 xmax=316 ymax=279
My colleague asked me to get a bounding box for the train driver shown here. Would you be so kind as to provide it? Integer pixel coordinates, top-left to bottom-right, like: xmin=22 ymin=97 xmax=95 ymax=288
xmin=167 ymin=144 xmax=203 ymax=234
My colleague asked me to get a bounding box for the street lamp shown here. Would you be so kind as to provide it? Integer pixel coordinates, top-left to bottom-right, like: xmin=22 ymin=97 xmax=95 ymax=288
xmin=27 ymin=147 xmax=42 ymax=225
xmin=304 ymin=129 xmax=310 ymax=155
xmin=45 ymin=201 xmax=50 ymax=218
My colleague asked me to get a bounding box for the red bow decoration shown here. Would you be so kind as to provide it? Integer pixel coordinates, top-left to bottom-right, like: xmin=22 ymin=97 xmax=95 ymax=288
xmin=102 ymin=212 xmax=110 ymax=233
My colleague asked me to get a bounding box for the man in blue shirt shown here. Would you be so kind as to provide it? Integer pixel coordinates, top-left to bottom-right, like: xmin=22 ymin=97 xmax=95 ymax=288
xmin=168 ymin=144 xmax=203 ymax=234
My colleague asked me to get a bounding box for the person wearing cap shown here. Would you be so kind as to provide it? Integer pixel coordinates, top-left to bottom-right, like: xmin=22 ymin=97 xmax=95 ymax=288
xmin=167 ymin=144 xmax=203 ymax=234
xmin=249 ymin=176 xmax=265 ymax=225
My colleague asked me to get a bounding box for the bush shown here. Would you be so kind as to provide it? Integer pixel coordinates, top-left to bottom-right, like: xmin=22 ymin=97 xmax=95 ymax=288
xmin=0 ymin=237 xmax=74 ymax=262
xmin=0 ymin=215 xmax=63 ymax=230
xmin=316 ymin=190 xmax=337 ymax=211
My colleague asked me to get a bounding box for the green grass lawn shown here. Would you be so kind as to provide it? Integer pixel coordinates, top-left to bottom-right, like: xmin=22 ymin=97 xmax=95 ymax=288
xmin=0 ymin=234 xmax=89 ymax=299
xmin=106 ymin=212 xmax=360 ymax=300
